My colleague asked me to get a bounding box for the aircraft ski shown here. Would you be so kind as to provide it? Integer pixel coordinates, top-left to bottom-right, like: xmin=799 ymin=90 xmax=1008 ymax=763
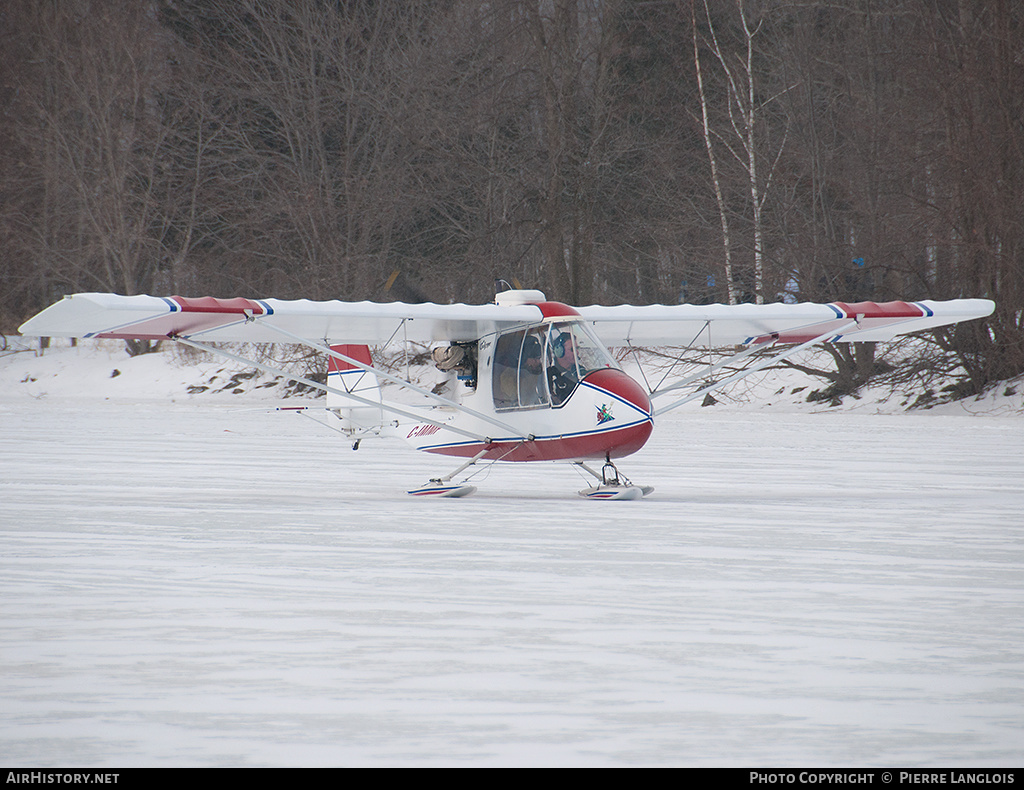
xmin=407 ymin=484 xmax=478 ymax=498
xmin=574 ymin=458 xmax=654 ymax=501
xmin=19 ymin=288 xmax=994 ymax=499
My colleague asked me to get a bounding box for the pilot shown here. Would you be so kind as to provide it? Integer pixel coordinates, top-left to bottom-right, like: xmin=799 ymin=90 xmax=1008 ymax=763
xmin=547 ymin=330 xmax=578 ymax=405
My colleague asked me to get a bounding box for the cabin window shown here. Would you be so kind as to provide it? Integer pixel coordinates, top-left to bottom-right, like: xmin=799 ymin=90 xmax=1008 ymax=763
xmin=492 ymin=329 xmax=549 ymax=411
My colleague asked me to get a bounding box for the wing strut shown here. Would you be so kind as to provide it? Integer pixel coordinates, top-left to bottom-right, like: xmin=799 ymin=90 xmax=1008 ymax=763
xmin=652 ymin=321 xmax=858 ymax=416
xmin=247 ymin=316 xmax=529 ymax=440
xmin=649 ymin=337 xmax=776 ymax=399
xmin=169 ymin=335 xmax=492 ymax=443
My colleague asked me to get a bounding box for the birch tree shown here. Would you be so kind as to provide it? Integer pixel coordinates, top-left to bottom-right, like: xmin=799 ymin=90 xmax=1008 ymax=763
xmin=691 ymin=0 xmax=788 ymax=304
xmin=690 ymin=0 xmax=738 ymax=304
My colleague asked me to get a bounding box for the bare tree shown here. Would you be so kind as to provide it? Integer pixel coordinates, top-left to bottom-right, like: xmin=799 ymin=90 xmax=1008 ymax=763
xmin=690 ymin=0 xmax=790 ymax=304
xmin=690 ymin=0 xmax=738 ymax=304
xmin=158 ymin=0 xmax=445 ymax=300
xmin=909 ymin=0 xmax=1024 ymax=389
xmin=7 ymin=0 xmax=196 ymax=352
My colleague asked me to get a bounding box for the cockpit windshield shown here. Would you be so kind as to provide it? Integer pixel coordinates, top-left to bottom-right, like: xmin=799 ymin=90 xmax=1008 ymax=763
xmin=543 ymin=321 xmax=618 ymax=405
xmin=546 ymin=322 xmax=617 ymax=378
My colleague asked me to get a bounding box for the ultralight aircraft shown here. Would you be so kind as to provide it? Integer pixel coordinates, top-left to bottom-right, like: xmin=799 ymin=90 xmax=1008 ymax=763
xmin=19 ymin=288 xmax=994 ymax=499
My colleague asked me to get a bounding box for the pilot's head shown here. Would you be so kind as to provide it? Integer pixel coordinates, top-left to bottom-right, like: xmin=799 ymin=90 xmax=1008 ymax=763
xmin=552 ymin=332 xmax=575 ymax=367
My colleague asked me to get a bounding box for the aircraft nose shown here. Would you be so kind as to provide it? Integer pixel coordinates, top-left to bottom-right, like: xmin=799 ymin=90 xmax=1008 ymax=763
xmin=583 ymin=368 xmax=652 ymax=416
xmin=580 ymin=368 xmax=654 ymax=458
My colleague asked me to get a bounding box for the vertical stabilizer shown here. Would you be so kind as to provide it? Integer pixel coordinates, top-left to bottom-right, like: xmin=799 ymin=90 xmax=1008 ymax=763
xmin=326 ymin=344 xmax=384 ymax=431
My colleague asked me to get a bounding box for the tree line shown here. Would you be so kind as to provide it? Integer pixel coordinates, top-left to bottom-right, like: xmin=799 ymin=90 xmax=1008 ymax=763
xmin=1 ymin=0 xmax=1021 ymax=394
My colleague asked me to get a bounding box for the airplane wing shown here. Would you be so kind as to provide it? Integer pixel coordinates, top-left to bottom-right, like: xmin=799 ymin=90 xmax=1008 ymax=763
xmin=17 ymin=293 xmax=544 ymax=344
xmin=19 ymin=292 xmax=993 ymax=347
xmin=575 ymin=299 xmax=995 ymax=346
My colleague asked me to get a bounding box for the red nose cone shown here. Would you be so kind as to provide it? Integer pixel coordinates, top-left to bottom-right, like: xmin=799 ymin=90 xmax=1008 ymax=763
xmin=581 ymin=368 xmax=654 ymax=458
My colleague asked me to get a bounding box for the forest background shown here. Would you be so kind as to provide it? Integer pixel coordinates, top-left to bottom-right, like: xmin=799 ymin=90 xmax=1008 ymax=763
xmin=1 ymin=0 xmax=1021 ymax=398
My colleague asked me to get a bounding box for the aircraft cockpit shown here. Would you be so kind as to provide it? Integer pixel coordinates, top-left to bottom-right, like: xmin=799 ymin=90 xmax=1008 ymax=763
xmin=492 ymin=320 xmax=619 ymax=410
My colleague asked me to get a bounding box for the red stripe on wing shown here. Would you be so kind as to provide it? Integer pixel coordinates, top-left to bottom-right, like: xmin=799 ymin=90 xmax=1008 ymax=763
xmin=94 ymin=296 xmax=268 ymax=340
xmin=171 ymin=296 xmax=269 ymax=315
xmin=832 ymin=301 xmax=926 ymax=319
xmin=749 ymin=300 xmax=927 ymax=344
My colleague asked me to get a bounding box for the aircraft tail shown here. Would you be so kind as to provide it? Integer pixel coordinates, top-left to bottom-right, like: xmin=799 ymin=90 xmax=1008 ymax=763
xmin=326 ymin=344 xmax=384 ymax=432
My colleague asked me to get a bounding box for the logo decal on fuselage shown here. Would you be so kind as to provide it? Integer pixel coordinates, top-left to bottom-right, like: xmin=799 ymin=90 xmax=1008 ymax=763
xmin=596 ymin=403 xmax=614 ymax=424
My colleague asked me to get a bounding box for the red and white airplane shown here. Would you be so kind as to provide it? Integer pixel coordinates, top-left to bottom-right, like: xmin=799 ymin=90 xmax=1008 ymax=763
xmin=19 ymin=288 xmax=993 ymax=499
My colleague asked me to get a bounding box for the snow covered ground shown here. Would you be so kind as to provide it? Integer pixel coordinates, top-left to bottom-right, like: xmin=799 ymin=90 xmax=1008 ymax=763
xmin=2 ymin=340 xmax=1023 ymax=766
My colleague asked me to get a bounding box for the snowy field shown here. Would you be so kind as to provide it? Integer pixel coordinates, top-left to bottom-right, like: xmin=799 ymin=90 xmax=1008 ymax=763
xmin=2 ymin=341 xmax=1023 ymax=766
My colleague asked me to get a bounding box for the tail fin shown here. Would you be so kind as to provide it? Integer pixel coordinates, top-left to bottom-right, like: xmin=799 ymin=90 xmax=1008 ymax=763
xmin=326 ymin=344 xmax=384 ymax=432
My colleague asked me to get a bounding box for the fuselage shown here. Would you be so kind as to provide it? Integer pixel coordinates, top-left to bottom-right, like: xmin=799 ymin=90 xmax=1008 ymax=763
xmin=399 ymin=300 xmax=654 ymax=462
